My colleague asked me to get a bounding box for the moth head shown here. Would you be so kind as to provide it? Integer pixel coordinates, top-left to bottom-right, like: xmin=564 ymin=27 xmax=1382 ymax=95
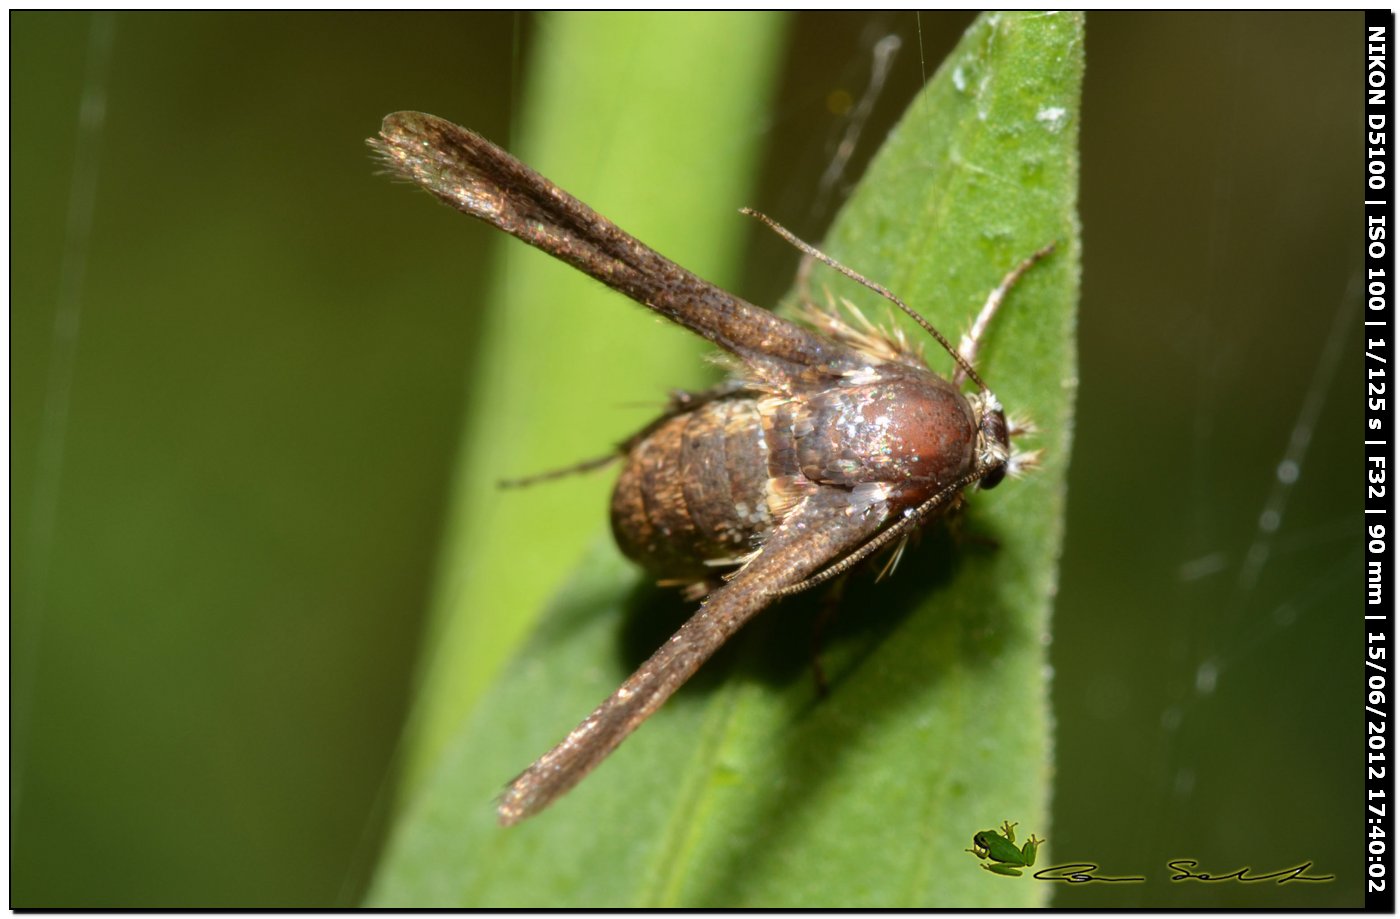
xmin=971 ymin=391 xmax=1011 ymax=490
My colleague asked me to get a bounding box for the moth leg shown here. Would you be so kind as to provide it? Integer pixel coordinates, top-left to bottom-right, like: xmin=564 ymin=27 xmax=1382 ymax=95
xmin=953 ymin=243 xmax=1056 ymax=386
xmin=499 ymin=381 xmax=755 ymax=489
xmin=622 ymin=380 xmax=757 ymax=456
xmin=661 ymin=379 xmax=753 ymax=416
xmin=497 ymin=452 xmax=621 ymax=489
xmin=496 ymin=487 xmax=888 ymax=825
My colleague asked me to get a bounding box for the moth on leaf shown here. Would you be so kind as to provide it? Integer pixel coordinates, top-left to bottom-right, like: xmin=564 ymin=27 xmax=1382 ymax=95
xmin=370 ymin=112 xmax=1047 ymax=825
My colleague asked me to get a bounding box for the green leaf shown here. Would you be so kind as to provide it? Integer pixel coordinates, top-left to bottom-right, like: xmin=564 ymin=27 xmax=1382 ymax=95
xmin=373 ymin=10 xmax=1082 ymax=908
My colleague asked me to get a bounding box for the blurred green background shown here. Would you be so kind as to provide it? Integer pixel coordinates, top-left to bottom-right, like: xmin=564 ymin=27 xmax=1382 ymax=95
xmin=12 ymin=12 xmax=1361 ymax=907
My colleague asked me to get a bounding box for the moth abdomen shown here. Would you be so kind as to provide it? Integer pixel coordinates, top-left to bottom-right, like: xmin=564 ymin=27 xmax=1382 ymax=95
xmin=609 ymin=396 xmax=773 ymax=584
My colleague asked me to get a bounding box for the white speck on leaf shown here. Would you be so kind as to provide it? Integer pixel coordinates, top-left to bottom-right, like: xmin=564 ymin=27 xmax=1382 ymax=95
xmin=1036 ymin=106 xmax=1069 ymax=133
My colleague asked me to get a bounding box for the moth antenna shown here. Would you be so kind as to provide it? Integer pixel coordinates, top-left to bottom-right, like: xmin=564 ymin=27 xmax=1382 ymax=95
xmin=953 ymin=241 xmax=1057 ymax=386
xmin=740 ymin=208 xmax=989 ymax=392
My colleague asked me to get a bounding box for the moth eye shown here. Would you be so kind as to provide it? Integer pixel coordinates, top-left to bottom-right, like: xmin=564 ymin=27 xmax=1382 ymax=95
xmin=980 ymin=408 xmax=1010 ymax=490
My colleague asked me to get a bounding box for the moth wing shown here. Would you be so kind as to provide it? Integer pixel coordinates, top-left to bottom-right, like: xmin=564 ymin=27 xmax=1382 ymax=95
xmin=497 ymin=486 xmax=888 ymax=824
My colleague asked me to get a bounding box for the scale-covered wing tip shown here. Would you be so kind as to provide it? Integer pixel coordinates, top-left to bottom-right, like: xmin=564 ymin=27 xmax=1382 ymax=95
xmin=367 ymin=111 xmax=515 ymax=221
